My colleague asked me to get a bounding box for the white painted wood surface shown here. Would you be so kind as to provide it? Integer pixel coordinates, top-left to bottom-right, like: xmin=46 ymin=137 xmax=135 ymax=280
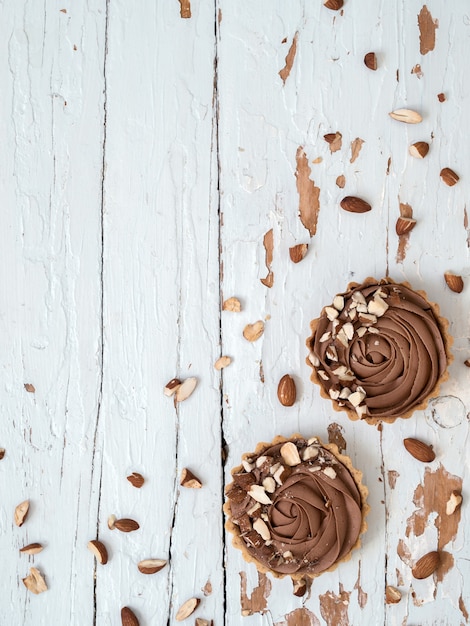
xmin=1 ymin=1 xmax=469 ymax=624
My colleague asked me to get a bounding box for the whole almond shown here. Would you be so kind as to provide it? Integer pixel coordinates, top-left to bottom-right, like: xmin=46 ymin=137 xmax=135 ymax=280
xmin=15 ymin=500 xmax=30 ymax=527
xmin=412 ymin=551 xmax=440 ymax=579
xmin=289 ymin=243 xmax=308 ymax=263
xmin=23 ymin=567 xmax=47 ymax=594
xmin=340 ymin=196 xmax=371 ymax=214
xmin=277 ymin=375 xmax=296 ymax=407
xmin=87 ymin=540 xmax=108 ymax=564
xmin=403 ymin=438 xmax=435 ymax=462
xmin=396 ymin=216 xmax=417 ymax=236
xmin=121 ymin=607 xmax=139 ymax=626
xmin=114 ymin=518 xmax=140 ymax=533
xmin=180 ymin=467 xmax=202 ymax=489
xmin=389 ymin=108 xmax=422 ymax=124
xmin=444 ymin=272 xmax=464 ymax=293
xmin=222 ymin=297 xmax=241 ymax=312
xmin=323 ymin=0 xmax=343 ymax=9
xmin=385 ymin=585 xmax=401 ymax=604
xmin=176 ymin=597 xmax=200 ymax=621
xmin=127 ymin=472 xmax=145 ymax=488
xmin=20 ymin=543 xmax=44 ymax=555
xmin=364 ymin=52 xmax=377 ymax=70
xmin=243 ymin=321 xmax=264 ymax=342
xmin=175 ymin=377 xmax=198 ymax=402
xmin=138 ymin=558 xmax=167 ymax=574
xmin=440 ymin=167 xmax=459 ymax=186
xmin=409 ymin=141 xmax=429 ymax=158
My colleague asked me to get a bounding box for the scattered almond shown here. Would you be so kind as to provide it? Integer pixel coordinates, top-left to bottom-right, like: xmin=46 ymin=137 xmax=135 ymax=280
xmin=175 ymin=377 xmax=198 ymax=402
xmin=23 ymin=567 xmax=48 ymax=594
xmin=222 ymin=297 xmax=241 ymax=312
xmin=138 ymin=558 xmax=167 ymax=574
xmin=403 ymin=438 xmax=435 ymax=462
xmin=87 ymin=540 xmax=108 ymax=564
xmin=446 ymin=491 xmax=463 ymax=516
xmin=409 ymin=141 xmax=429 ymax=158
xmin=293 ymin=578 xmax=307 ymax=597
xmin=195 ymin=620 xmax=212 ymax=626
xmin=0 ymin=448 xmax=5 ymax=460
xmin=127 ymin=472 xmax=145 ymax=488
xmin=335 ymin=174 xmax=346 ymax=188
xmin=323 ymin=0 xmax=343 ymax=9
xmin=412 ymin=550 xmax=440 ymax=579
xmin=437 ymin=92 xmax=446 ymax=102
xmin=440 ymin=167 xmax=459 ymax=186
xmin=280 ymin=442 xmax=301 ymax=466
xmin=108 ymin=514 xmax=117 ymax=530
xmin=15 ymin=500 xmax=30 ymax=527
xmin=277 ymin=374 xmax=296 ymax=407
xmin=396 ymin=216 xmax=417 ymax=236
xmin=444 ymin=272 xmax=464 ymax=293
xmin=121 ymin=607 xmax=139 ymax=626
xmin=180 ymin=467 xmax=202 ymax=489
xmin=214 ymin=355 xmax=231 ymax=370
xmin=164 ymin=378 xmax=182 ymax=397
xmin=385 ymin=585 xmax=402 ymax=604
xmin=340 ymin=196 xmax=371 ymax=213
xmin=176 ymin=597 xmax=200 ymax=621
xmin=364 ymin=52 xmax=377 ymax=70
xmin=114 ymin=518 xmax=140 ymax=533
xmin=20 ymin=543 xmax=44 ymax=555
xmin=24 ymin=383 xmax=35 ymax=393
xmin=464 ymin=359 xmax=470 ymax=367
xmin=289 ymin=243 xmax=308 ymax=263
xmin=389 ymin=108 xmax=422 ymax=124
xmin=243 ymin=321 xmax=264 ymax=342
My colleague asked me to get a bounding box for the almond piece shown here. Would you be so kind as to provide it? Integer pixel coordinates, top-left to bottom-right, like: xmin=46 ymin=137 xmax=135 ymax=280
xmin=175 ymin=377 xmax=198 ymax=402
xmin=24 ymin=383 xmax=35 ymax=393
xmin=364 ymin=52 xmax=377 ymax=70
xmin=195 ymin=620 xmax=212 ymax=626
xmin=280 ymin=442 xmax=301 ymax=466
xmin=323 ymin=0 xmax=343 ymax=9
xmin=23 ymin=567 xmax=47 ymax=594
xmin=176 ymin=597 xmax=200 ymax=621
xmin=409 ymin=141 xmax=429 ymax=158
xmin=389 ymin=108 xmax=422 ymax=124
xmin=121 ymin=607 xmax=139 ymax=626
xmin=340 ymin=196 xmax=372 ymax=213
xmin=164 ymin=378 xmax=181 ymax=397
xmin=253 ymin=518 xmax=271 ymax=541
xmin=403 ymin=438 xmax=435 ymax=462
xmin=127 ymin=472 xmax=145 ymax=488
xmin=440 ymin=167 xmax=459 ymax=186
xmin=87 ymin=540 xmax=108 ymax=564
xmin=138 ymin=558 xmax=167 ymax=574
xmin=335 ymin=174 xmax=346 ymax=188
xmin=464 ymin=359 xmax=470 ymax=367
xmin=293 ymin=578 xmax=307 ymax=597
xmin=248 ymin=484 xmax=272 ymax=505
xmin=412 ymin=551 xmax=440 ymax=579
xmin=222 ymin=297 xmax=241 ymax=312
xmin=385 ymin=585 xmax=402 ymax=604
xmin=108 ymin=514 xmax=117 ymax=530
xmin=277 ymin=374 xmax=296 ymax=407
xmin=214 ymin=355 xmax=231 ymax=370
xmin=0 ymin=448 xmax=4 ymax=460
xmin=446 ymin=491 xmax=463 ymax=515
xmin=180 ymin=467 xmax=202 ymax=489
xmin=114 ymin=518 xmax=140 ymax=533
xmin=289 ymin=243 xmax=308 ymax=263
xmin=243 ymin=321 xmax=264 ymax=342
xmin=15 ymin=500 xmax=30 ymax=527
xmin=396 ymin=216 xmax=417 ymax=236
xmin=444 ymin=272 xmax=464 ymax=293
xmin=19 ymin=543 xmax=44 ymax=555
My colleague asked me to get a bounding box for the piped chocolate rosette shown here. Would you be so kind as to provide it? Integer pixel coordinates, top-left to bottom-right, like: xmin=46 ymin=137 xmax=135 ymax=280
xmin=224 ymin=435 xmax=368 ymax=580
xmin=307 ymin=277 xmax=451 ymax=424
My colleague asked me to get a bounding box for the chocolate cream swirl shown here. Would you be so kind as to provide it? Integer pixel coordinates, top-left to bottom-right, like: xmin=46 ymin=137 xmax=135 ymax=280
xmin=226 ymin=438 xmax=363 ymax=577
xmin=309 ymin=279 xmax=448 ymax=421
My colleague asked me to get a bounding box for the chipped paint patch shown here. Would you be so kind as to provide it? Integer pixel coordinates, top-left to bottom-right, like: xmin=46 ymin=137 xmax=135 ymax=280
xmin=350 ymin=138 xmax=364 ymax=163
xmin=354 ymin=562 xmax=368 ymax=608
xmin=459 ymin=595 xmax=469 ymax=622
xmin=260 ymin=229 xmax=274 ymax=288
xmin=275 ymin=607 xmax=321 ymax=626
xmin=279 ymin=33 xmax=299 ymax=84
xmin=240 ymin=571 xmax=271 ymax=615
xmin=406 ymin=465 xmax=463 ymax=551
xmin=396 ymin=202 xmax=413 ymax=263
xmin=387 ymin=470 xmax=399 ymax=489
xmin=411 ymin=63 xmax=424 ymax=78
xmin=319 ymin=585 xmax=350 ymax=626
xmin=296 ymin=147 xmax=320 ymax=236
xmin=418 ymin=5 xmax=438 ymax=55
